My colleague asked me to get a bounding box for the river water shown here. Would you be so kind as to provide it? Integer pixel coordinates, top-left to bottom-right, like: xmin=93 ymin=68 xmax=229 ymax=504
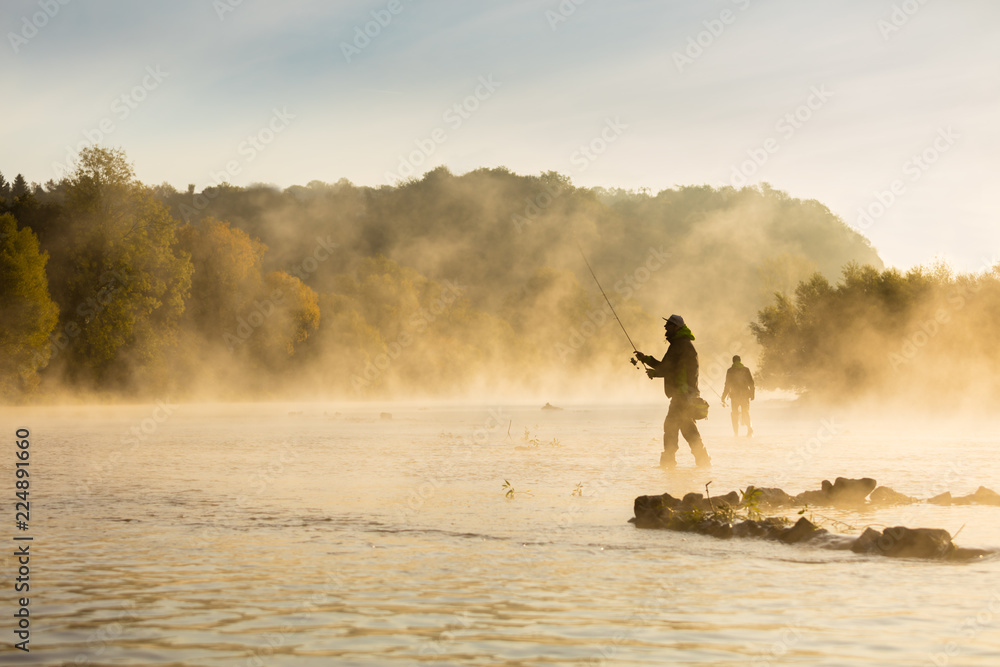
xmin=3 ymin=400 xmax=999 ymax=666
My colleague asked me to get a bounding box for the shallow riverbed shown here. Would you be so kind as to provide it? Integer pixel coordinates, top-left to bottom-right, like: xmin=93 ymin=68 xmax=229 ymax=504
xmin=3 ymin=400 xmax=999 ymax=665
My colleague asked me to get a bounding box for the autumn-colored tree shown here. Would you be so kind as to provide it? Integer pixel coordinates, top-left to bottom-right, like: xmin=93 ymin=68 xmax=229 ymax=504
xmin=178 ymin=217 xmax=266 ymax=339
xmin=245 ymin=271 xmax=320 ymax=369
xmin=0 ymin=214 xmax=59 ymax=399
xmin=56 ymin=147 xmax=192 ymax=390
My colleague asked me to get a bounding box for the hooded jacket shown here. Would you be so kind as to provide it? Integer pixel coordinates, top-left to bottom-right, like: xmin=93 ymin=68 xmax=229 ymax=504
xmin=644 ymin=325 xmax=699 ymax=399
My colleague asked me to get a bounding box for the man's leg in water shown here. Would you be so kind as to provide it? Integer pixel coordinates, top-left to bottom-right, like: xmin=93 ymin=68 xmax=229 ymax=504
xmin=730 ymin=404 xmax=740 ymax=436
xmin=680 ymin=416 xmax=711 ymax=466
xmin=738 ymin=397 xmax=752 ymax=436
xmin=662 ymin=402 xmax=682 ymax=466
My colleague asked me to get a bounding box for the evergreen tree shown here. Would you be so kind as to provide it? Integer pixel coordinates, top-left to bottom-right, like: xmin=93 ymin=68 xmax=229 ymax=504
xmin=11 ymin=174 xmax=28 ymax=199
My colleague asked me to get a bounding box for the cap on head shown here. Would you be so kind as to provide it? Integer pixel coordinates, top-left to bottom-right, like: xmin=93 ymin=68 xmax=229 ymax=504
xmin=733 ymin=355 xmax=741 ymax=363
xmin=662 ymin=314 xmax=685 ymax=328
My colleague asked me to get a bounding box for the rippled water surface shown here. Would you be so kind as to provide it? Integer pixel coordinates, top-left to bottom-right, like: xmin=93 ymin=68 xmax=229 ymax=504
xmin=4 ymin=401 xmax=1000 ymax=665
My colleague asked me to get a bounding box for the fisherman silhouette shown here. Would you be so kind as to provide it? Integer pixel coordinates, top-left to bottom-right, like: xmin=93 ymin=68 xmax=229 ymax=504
xmin=721 ymin=355 xmax=755 ymax=437
xmin=634 ymin=314 xmax=711 ymax=468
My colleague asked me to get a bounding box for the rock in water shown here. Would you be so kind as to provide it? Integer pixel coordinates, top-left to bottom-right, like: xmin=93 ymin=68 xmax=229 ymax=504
xmin=778 ymin=517 xmax=826 ymax=544
xmin=947 ymin=487 xmax=1000 ymax=506
xmin=851 ymin=526 xmax=954 ymax=559
xmin=753 ymin=487 xmax=796 ymax=507
xmin=796 ymin=477 xmax=877 ymax=507
xmin=869 ymin=486 xmax=916 ymax=505
xmin=632 ymin=492 xmax=681 ymax=528
xmin=832 ymin=477 xmax=877 ymax=503
xmin=972 ymin=487 xmax=1000 ymax=505
xmin=632 ymin=485 xmax=993 ymax=561
xmin=927 ymin=492 xmax=953 ymax=505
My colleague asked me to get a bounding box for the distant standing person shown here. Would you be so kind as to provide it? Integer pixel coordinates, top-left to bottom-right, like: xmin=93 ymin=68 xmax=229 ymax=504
xmin=721 ymin=355 xmax=755 ymax=437
xmin=634 ymin=314 xmax=711 ymax=468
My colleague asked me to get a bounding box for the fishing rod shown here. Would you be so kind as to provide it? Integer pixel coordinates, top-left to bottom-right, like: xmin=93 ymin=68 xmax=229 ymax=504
xmin=574 ymin=240 xmax=726 ymax=397
xmin=574 ymin=240 xmax=647 ymax=370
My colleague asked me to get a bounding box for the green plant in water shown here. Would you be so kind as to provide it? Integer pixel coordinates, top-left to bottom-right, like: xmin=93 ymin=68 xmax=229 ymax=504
xmin=740 ymin=485 xmax=764 ymax=521
xmin=682 ymin=485 xmax=765 ymax=526
xmin=673 ymin=506 xmax=706 ymax=528
xmin=502 ymin=479 xmax=531 ymax=499
xmin=520 ymin=428 xmax=561 ymax=448
xmin=711 ymin=502 xmax=737 ymax=522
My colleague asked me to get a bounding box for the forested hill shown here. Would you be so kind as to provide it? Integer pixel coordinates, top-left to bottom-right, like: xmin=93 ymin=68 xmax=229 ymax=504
xmin=159 ymin=166 xmax=882 ymax=381
xmin=1 ymin=152 xmax=881 ymax=400
xmin=163 ymin=167 xmax=882 ymax=311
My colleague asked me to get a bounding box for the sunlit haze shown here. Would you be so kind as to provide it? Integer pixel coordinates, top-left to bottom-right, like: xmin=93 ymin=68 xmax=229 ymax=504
xmin=4 ymin=3 xmax=1000 ymax=664
xmin=3 ymin=0 xmax=998 ymax=271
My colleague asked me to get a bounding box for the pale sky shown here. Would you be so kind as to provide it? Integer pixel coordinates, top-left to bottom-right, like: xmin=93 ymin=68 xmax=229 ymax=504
xmin=2 ymin=0 xmax=997 ymax=272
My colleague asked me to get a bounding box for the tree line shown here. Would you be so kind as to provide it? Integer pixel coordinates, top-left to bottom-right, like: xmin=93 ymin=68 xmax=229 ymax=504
xmin=751 ymin=262 xmax=1000 ymax=410
xmin=3 ymin=147 xmax=896 ymax=403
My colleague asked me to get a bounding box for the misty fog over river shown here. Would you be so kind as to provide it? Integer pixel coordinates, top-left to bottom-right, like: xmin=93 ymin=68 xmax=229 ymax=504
xmin=6 ymin=1 xmax=1000 ymax=665
xmin=8 ymin=401 xmax=1000 ymax=666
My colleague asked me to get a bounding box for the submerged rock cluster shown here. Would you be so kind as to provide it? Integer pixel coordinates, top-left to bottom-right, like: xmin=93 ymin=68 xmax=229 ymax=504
xmin=739 ymin=476 xmax=1000 ymax=509
xmin=928 ymin=487 xmax=1000 ymax=506
xmin=630 ymin=477 xmax=996 ymax=561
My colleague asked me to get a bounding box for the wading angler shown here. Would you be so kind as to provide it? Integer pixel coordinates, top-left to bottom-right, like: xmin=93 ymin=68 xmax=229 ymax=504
xmin=635 ymin=314 xmax=712 ymax=467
